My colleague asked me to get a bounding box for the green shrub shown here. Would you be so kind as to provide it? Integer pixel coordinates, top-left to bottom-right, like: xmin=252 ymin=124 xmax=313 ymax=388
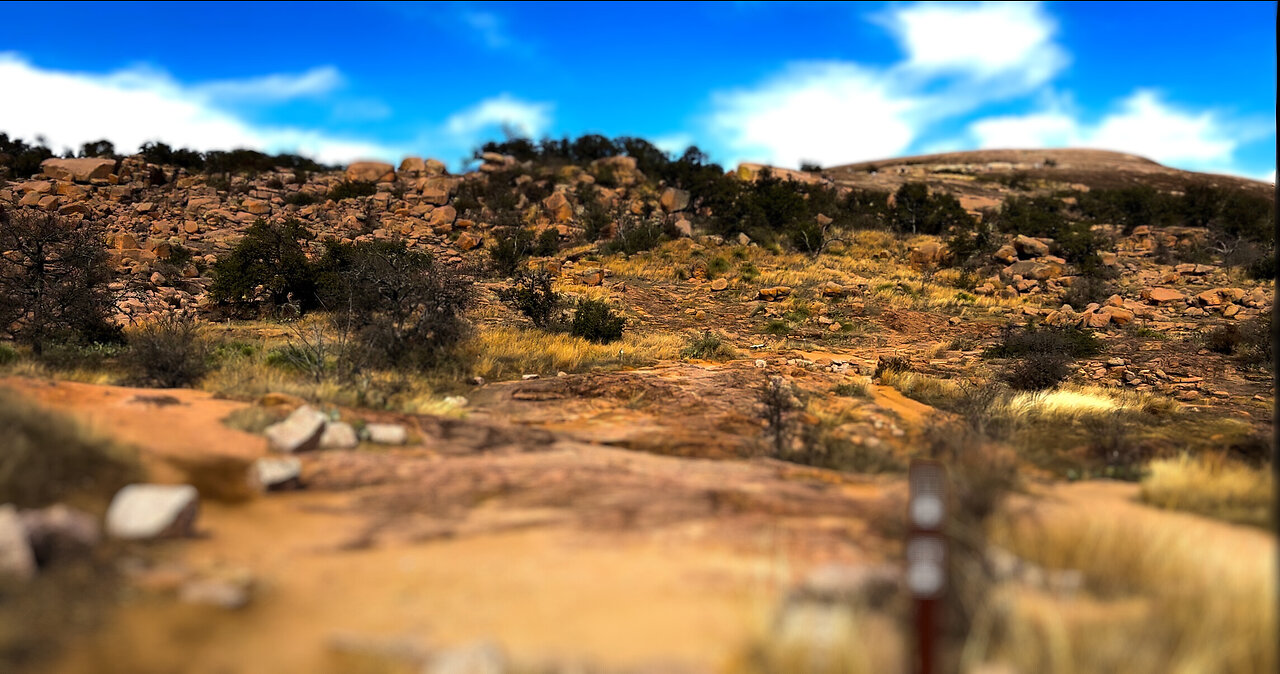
xmin=327 ymin=181 xmax=377 ymax=201
xmin=0 ymin=343 xmax=16 ymax=366
xmin=315 ymin=239 xmax=475 ymax=368
xmin=0 ymin=133 xmax=56 ymax=179
xmin=984 ymin=325 xmax=1102 ymax=359
xmin=0 ymin=208 xmax=120 ymax=354
xmin=1002 ymin=351 xmax=1072 ymax=391
xmin=605 ymin=214 xmax=666 ymax=255
xmin=534 ymin=227 xmax=560 ymax=256
xmin=1062 ymin=276 xmax=1115 ymax=311
xmin=209 ymin=219 xmax=317 ymax=314
xmin=497 ymin=269 xmax=561 ymax=328
xmin=123 ymin=315 xmax=211 ymax=388
xmin=873 ymin=355 xmax=912 ymax=378
xmin=489 ymin=225 xmax=537 ymax=277
xmin=681 ymin=330 xmax=736 ymax=360
xmin=570 ymin=298 xmax=625 ymax=344
xmin=1205 ymin=315 xmax=1272 ymax=369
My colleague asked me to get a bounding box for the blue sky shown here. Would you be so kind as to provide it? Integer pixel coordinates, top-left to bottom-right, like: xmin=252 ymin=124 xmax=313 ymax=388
xmin=1 ymin=1 xmax=1274 ymax=180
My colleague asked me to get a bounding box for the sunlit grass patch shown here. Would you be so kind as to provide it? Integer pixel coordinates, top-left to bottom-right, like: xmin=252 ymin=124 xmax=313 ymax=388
xmin=1140 ymin=453 xmax=1273 ymax=527
xmin=463 ymin=325 xmax=682 ymax=381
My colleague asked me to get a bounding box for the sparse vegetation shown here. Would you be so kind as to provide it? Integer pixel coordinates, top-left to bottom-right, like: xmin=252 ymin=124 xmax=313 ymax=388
xmin=680 ymin=330 xmax=736 ymax=361
xmin=570 ymin=298 xmax=626 ymax=344
xmin=122 ymin=314 xmax=212 ymax=388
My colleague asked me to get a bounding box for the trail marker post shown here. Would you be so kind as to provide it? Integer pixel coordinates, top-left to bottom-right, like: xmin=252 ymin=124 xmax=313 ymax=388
xmin=907 ymin=459 xmax=948 ymax=674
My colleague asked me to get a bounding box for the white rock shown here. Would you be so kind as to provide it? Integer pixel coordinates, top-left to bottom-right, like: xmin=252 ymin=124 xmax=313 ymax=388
xmin=319 ymin=421 xmax=359 ymax=449
xmin=252 ymin=457 xmax=302 ymax=491
xmin=0 ymin=504 xmax=36 ymax=581
xmin=106 ymin=484 xmax=200 ymax=540
xmin=264 ymin=405 xmax=328 ymax=453
xmin=364 ymin=423 xmax=408 ymax=445
xmin=180 ymin=571 xmax=254 ymax=610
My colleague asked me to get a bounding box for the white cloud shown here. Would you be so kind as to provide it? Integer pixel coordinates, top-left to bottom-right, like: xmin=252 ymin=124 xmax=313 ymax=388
xmin=967 ymin=90 xmax=1248 ymax=169
xmin=460 ymin=11 xmax=514 ymax=51
xmin=883 ymin=1 xmax=1066 ymax=89
xmin=192 ymin=66 xmax=342 ymax=103
xmin=706 ymin=2 xmax=1067 ymax=169
xmin=443 ymin=94 xmax=553 ymax=139
xmin=0 ymin=53 xmax=400 ymax=164
xmin=651 ymin=133 xmax=695 ymax=156
xmin=709 ymin=62 xmax=918 ymax=168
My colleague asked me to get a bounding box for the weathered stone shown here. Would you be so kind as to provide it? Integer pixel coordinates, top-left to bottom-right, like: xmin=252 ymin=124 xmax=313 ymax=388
xmin=345 ymin=161 xmax=395 ymax=183
xmin=455 ymin=232 xmax=482 ymax=251
xmin=993 ymin=244 xmax=1018 ymax=264
xmin=319 ymin=421 xmax=359 ymax=450
xmin=820 ymin=281 xmax=846 ymax=297
xmin=243 ymin=198 xmax=270 ymax=215
xmin=429 ymin=205 xmax=457 ymax=228
xmin=758 ymin=286 xmax=793 ymax=301
xmin=20 ymin=504 xmax=100 ymax=562
xmin=264 ymin=405 xmax=328 ymax=453
xmin=673 ymin=218 xmax=693 ymax=238
xmin=41 ymin=157 xmax=116 ymax=183
xmin=252 ymin=457 xmax=303 ymax=491
xmin=1142 ymin=287 xmax=1186 ymax=305
xmin=106 ymin=484 xmax=200 ymax=540
xmin=541 ymin=191 xmax=574 ymax=223
xmin=910 ymin=241 xmax=946 ymax=267
xmin=1012 ymin=234 xmax=1051 ymax=258
xmin=581 ymin=268 xmax=606 ymax=286
xmin=710 ymin=278 xmax=729 ymax=292
xmin=398 ymin=157 xmax=426 ymax=177
xmin=1004 ymin=259 xmax=1062 ymax=281
xmin=365 ymin=423 xmax=408 ymax=445
xmin=659 ymin=187 xmax=690 ymax=212
xmin=0 ymin=505 xmax=36 ymax=581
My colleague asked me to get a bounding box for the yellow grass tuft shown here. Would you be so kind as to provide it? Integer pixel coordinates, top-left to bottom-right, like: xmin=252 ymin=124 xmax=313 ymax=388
xmin=463 ymin=325 xmax=683 ymax=381
xmin=1140 ymin=454 xmax=1274 ymax=527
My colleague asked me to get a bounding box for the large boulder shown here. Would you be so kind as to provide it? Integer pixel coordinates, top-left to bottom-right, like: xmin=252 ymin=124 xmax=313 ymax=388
xmin=1003 ymin=259 xmax=1063 ymax=281
xmin=0 ymin=505 xmax=36 ymax=581
xmin=420 ymin=176 xmax=459 ymax=205
xmin=1012 ymin=234 xmax=1051 ymax=258
xmin=319 ymin=421 xmax=359 ymax=450
xmin=1142 ymin=287 xmax=1187 ymax=305
xmin=252 ymin=457 xmax=302 ymax=492
xmin=41 ymin=157 xmax=116 ymax=183
xmin=909 ymin=241 xmax=947 ymax=267
xmin=660 ymin=187 xmax=690 ymax=213
xmin=264 ymin=405 xmax=328 ymax=453
xmin=345 ymin=161 xmax=395 ymax=183
xmin=398 ymin=157 xmax=427 ymax=177
xmin=757 ymin=286 xmax=793 ymax=302
xmin=105 ymin=484 xmax=200 ymax=540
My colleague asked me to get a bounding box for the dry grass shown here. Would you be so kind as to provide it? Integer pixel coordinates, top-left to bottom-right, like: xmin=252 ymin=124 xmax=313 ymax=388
xmin=971 ymin=502 xmax=1277 ymax=674
xmin=463 ymin=325 xmax=682 ymax=380
xmin=1140 ymin=454 xmax=1273 ymax=527
xmin=999 ymin=384 xmax=1180 ymax=422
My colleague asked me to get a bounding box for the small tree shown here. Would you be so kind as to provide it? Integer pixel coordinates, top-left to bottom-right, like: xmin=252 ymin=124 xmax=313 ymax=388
xmin=570 ymin=298 xmax=625 ymax=343
xmin=0 ymin=208 xmax=118 ymax=354
xmin=209 ymin=219 xmax=317 ymax=314
xmin=497 ymin=269 xmax=561 ymax=328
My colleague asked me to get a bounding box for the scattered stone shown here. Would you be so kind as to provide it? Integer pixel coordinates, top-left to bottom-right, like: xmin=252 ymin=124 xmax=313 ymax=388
xmin=659 ymin=187 xmax=690 ymax=212
xmin=180 ymin=568 xmax=255 ymax=610
xmin=710 ymin=278 xmax=729 ymax=292
xmin=757 ymin=286 xmax=792 ymax=301
xmin=320 ymin=421 xmax=360 ymax=450
xmin=1142 ymin=287 xmax=1186 ymax=305
xmin=264 ymin=405 xmax=328 ymax=453
xmin=345 ymin=161 xmax=395 ymax=183
xmin=252 ymin=457 xmax=303 ymax=491
xmin=20 ymin=504 xmax=100 ymax=562
xmin=364 ymin=423 xmax=408 ymax=445
xmin=1012 ymin=234 xmax=1051 ymax=258
xmin=106 ymin=484 xmax=200 ymax=540
xmin=41 ymin=157 xmax=116 ymax=183
xmin=0 ymin=504 xmax=36 ymax=581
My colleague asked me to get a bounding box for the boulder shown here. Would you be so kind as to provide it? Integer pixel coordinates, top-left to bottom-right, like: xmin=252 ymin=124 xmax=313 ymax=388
xmin=820 ymin=281 xmax=846 ymax=298
xmin=1142 ymin=288 xmax=1186 ymax=305
xmin=424 ymin=158 xmax=447 ymax=176
xmin=420 ymin=176 xmax=458 ymax=205
xmin=20 ymin=504 xmax=100 ymax=562
xmin=429 ymin=205 xmax=457 ymax=228
xmin=365 ymin=423 xmax=408 ymax=445
xmin=710 ymin=278 xmax=729 ymax=292
xmin=0 ymin=505 xmax=36 ymax=581
xmin=660 ymin=187 xmax=690 ymax=213
xmin=106 ymin=484 xmax=200 ymax=540
xmin=541 ymin=191 xmax=574 ymax=223
xmin=455 ymin=232 xmax=482 ymax=251
xmin=41 ymin=157 xmax=116 ymax=183
xmin=673 ymin=218 xmax=694 ymax=238
xmin=1003 ymin=259 xmax=1063 ymax=281
xmin=398 ymin=157 xmax=426 ymax=177
xmin=909 ymin=241 xmax=947 ymax=267
xmin=581 ymin=268 xmax=606 ymax=286
xmin=993 ymin=244 xmax=1018 ymax=264
xmin=264 ymin=405 xmax=328 ymax=453
xmin=345 ymin=161 xmax=395 ymax=183
xmin=1012 ymin=234 xmax=1051 ymax=258
xmin=757 ymin=286 xmax=793 ymax=302
xmin=252 ymin=457 xmax=303 ymax=491
xmin=319 ymin=421 xmax=359 ymax=450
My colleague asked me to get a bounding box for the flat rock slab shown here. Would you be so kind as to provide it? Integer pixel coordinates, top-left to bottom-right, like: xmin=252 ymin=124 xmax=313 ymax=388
xmin=0 ymin=504 xmax=36 ymax=581
xmin=252 ymin=457 xmax=303 ymax=491
xmin=106 ymin=484 xmax=200 ymax=540
xmin=319 ymin=421 xmax=359 ymax=450
xmin=265 ymin=405 xmax=328 ymax=453
xmin=364 ymin=423 xmax=408 ymax=445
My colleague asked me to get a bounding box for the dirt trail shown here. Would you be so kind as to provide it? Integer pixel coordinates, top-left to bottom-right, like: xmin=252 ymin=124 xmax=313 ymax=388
xmin=3 ymin=375 xmax=893 ymax=672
